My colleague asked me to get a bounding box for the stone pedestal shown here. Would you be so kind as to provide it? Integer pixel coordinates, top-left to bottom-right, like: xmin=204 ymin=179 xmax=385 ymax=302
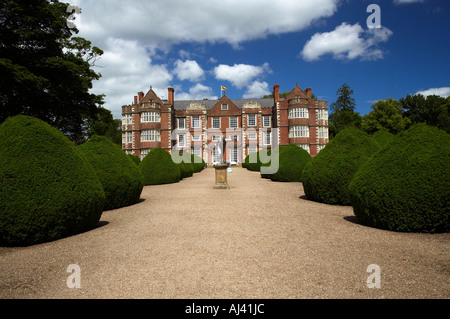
xmin=213 ymin=163 xmax=230 ymax=189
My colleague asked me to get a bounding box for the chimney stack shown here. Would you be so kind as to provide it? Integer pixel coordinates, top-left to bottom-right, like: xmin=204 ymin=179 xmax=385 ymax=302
xmin=134 ymin=96 xmax=138 ymax=105
xmin=168 ymin=87 xmax=175 ymax=105
xmin=305 ymin=88 xmax=312 ymax=98
xmin=138 ymin=92 xmax=144 ymax=102
xmin=273 ymin=84 xmax=280 ymax=102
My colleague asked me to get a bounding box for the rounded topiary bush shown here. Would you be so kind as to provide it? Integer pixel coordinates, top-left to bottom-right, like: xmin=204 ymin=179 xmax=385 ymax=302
xmin=128 ymin=154 xmax=141 ymax=166
xmin=139 ymin=147 xmax=181 ymax=185
xmin=349 ymin=124 xmax=450 ymax=233
xmin=372 ymin=129 xmax=394 ymax=148
xmin=190 ymin=153 xmax=205 ymax=173
xmin=269 ymin=144 xmax=311 ymax=182
xmin=78 ymin=136 xmax=144 ymax=210
xmin=245 ymin=151 xmax=263 ymax=171
xmin=302 ymin=127 xmax=380 ymax=205
xmin=0 ymin=115 xmax=105 ymax=246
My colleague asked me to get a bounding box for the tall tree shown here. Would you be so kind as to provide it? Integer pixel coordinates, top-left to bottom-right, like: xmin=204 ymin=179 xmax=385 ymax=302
xmin=400 ymin=94 xmax=449 ymax=133
xmin=0 ymin=0 xmax=104 ymax=143
xmin=328 ymin=83 xmax=362 ymax=138
xmin=362 ymin=98 xmax=411 ymax=134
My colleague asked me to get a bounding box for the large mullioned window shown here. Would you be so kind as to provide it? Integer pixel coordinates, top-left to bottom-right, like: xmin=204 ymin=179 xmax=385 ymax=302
xmin=141 ymin=129 xmax=160 ymax=142
xmin=289 ymin=125 xmax=309 ymax=138
xmin=289 ymin=108 xmax=309 ymax=119
xmin=140 ymin=111 xmax=160 ymax=123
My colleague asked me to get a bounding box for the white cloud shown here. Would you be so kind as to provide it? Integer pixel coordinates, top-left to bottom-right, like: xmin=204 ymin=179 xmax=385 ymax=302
xmin=90 ymin=38 xmax=172 ymax=118
xmin=173 ymin=60 xmax=205 ymax=82
xmin=214 ymin=63 xmax=271 ymax=89
xmin=73 ymin=0 xmax=338 ymax=48
xmin=175 ymin=83 xmax=218 ymax=100
xmin=243 ymin=81 xmax=271 ymax=99
xmin=415 ymin=87 xmax=450 ymax=98
xmin=67 ymin=0 xmax=338 ymax=117
xmin=301 ymin=23 xmax=393 ymax=62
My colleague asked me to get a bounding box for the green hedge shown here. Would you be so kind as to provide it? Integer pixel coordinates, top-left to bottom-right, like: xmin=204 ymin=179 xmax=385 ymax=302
xmin=191 ymin=153 xmax=205 ymax=173
xmin=175 ymin=152 xmax=194 ymax=179
xmin=372 ymin=129 xmax=394 ymax=148
xmin=0 ymin=116 xmax=105 ymax=246
xmin=268 ymin=144 xmax=311 ymax=182
xmin=128 ymin=154 xmax=141 ymax=166
xmin=349 ymin=124 xmax=450 ymax=232
xmin=139 ymin=148 xmax=181 ymax=185
xmin=302 ymin=127 xmax=381 ymax=205
xmin=78 ymin=136 xmax=144 ymax=210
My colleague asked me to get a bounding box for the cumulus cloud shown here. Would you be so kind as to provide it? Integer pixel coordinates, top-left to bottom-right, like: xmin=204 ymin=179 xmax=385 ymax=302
xmin=243 ymin=81 xmax=271 ymax=99
xmin=175 ymin=83 xmax=218 ymax=100
xmin=72 ymin=0 xmax=338 ymax=48
xmin=415 ymin=87 xmax=450 ymax=98
xmin=90 ymin=38 xmax=172 ymax=118
xmin=214 ymin=63 xmax=271 ymax=89
xmin=301 ymin=23 xmax=393 ymax=62
xmin=66 ymin=0 xmax=338 ymax=117
xmin=173 ymin=60 xmax=205 ymax=82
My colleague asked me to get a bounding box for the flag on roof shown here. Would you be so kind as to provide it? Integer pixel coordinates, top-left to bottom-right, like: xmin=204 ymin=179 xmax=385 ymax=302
xmin=221 ymin=86 xmax=227 ymax=91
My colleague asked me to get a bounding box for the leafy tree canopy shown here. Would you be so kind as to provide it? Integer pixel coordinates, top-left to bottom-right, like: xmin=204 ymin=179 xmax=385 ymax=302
xmin=329 ymin=83 xmax=362 ymax=138
xmin=362 ymin=98 xmax=411 ymax=134
xmin=0 ymin=0 xmax=105 ymax=143
xmin=400 ymin=94 xmax=449 ymax=133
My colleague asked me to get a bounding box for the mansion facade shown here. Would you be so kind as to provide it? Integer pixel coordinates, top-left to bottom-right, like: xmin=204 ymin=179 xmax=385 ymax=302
xmin=121 ymin=83 xmax=329 ymax=164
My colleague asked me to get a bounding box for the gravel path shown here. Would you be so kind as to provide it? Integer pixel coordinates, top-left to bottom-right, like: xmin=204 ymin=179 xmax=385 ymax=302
xmin=0 ymin=167 xmax=448 ymax=299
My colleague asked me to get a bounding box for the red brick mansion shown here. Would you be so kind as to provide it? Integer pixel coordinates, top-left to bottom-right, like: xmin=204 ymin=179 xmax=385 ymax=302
xmin=121 ymin=83 xmax=329 ymax=164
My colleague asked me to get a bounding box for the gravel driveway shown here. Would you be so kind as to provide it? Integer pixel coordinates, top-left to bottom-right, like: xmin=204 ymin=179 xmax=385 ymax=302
xmin=0 ymin=167 xmax=448 ymax=299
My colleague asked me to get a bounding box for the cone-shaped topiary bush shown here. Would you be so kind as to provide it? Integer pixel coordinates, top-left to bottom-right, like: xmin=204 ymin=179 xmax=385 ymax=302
xmin=302 ymin=127 xmax=381 ymax=205
xmin=0 ymin=116 xmax=105 ymax=246
xmin=269 ymin=144 xmax=311 ymax=182
xmin=349 ymin=124 xmax=450 ymax=233
xmin=139 ymin=147 xmax=181 ymax=185
xmin=78 ymin=136 xmax=144 ymax=210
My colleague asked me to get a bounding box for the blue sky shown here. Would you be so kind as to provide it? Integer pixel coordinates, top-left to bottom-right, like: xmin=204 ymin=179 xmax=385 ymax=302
xmin=70 ymin=0 xmax=449 ymax=119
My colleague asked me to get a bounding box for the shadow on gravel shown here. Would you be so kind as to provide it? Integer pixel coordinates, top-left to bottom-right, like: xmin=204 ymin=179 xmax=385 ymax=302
xmin=343 ymin=215 xmax=363 ymax=226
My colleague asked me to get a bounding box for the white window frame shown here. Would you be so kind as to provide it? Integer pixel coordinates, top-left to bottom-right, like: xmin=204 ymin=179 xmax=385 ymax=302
xmin=248 ymin=146 xmax=257 ymax=154
xmin=221 ymin=103 xmax=228 ymax=110
xmin=192 ymin=147 xmax=202 ymax=158
xmin=289 ymin=125 xmax=309 ymax=138
xmin=141 ymin=129 xmax=160 ymax=142
xmin=191 ymin=116 xmax=200 ymax=129
xmin=213 ymin=148 xmax=220 ymax=163
xmin=229 ymin=116 xmax=238 ymax=128
xmin=122 ymin=114 xmax=132 ymax=125
xmin=318 ymin=109 xmax=328 ymax=121
xmin=248 ymin=114 xmax=256 ymax=127
xmin=140 ymin=149 xmax=151 ymax=160
xmin=191 ymin=134 xmax=201 ymax=142
xmin=248 ymin=133 xmax=257 ymax=140
xmin=177 ymin=118 xmax=185 ymax=130
xmin=177 ymin=134 xmax=185 ymax=147
xmin=212 ymin=135 xmax=221 ymax=142
xmin=263 ymin=131 xmax=271 ymax=145
xmin=230 ymin=148 xmax=238 ymax=164
xmin=212 ymin=117 xmax=221 ymax=129
xmin=289 ymin=108 xmax=309 ymax=119
xmin=318 ymin=144 xmax=326 ymax=152
xmin=318 ymin=126 xmax=328 ymax=139
xmin=140 ymin=111 xmax=160 ymax=123
xmin=263 ymin=116 xmax=271 ymax=127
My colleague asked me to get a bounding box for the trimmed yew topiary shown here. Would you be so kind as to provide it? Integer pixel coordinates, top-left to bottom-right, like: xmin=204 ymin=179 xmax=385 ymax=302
xmin=269 ymin=144 xmax=311 ymax=182
xmin=78 ymin=136 xmax=144 ymax=210
xmin=372 ymin=129 xmax=394 ymax=148
xmin=301 ymin=127 xmax=380 ymax=205
xmin=190 ymin=153 xmax=205 ymax=173
xmin=128 ymin=154 xmax=141 ymax=166
xmin=0 ymin=115 xmax=105 ymax=246
xmin=349 ymin=124 xmax=450 ymax=232
xmin=139 ymin=147 xmax=181 ymax=185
